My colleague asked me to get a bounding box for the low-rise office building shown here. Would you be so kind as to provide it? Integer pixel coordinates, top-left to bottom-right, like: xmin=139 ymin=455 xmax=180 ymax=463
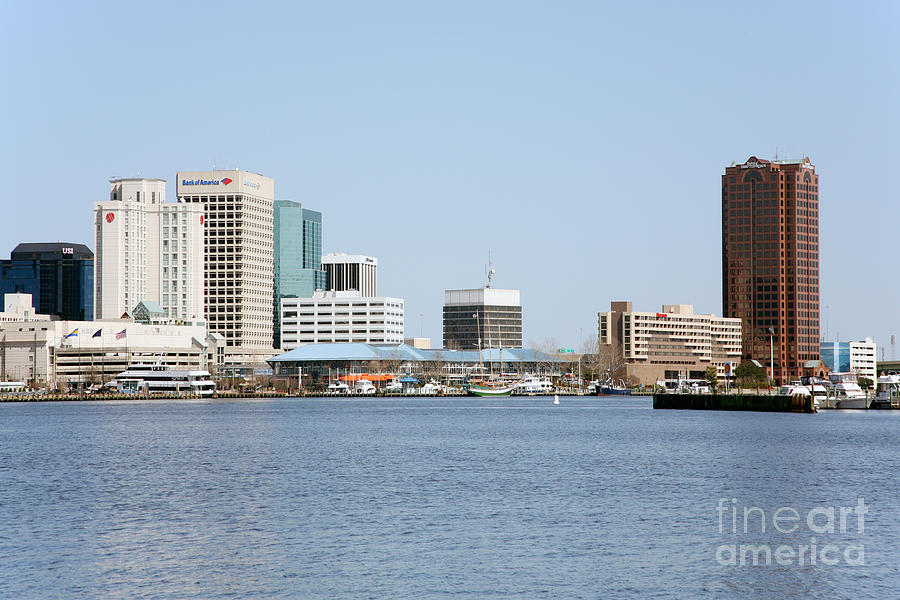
xmin=821 ymin=338 xmax=877 ymax=382
xmin=280 ymin=290 xmax=404 ymax=349
xmin=598 ymin=301 xmax=742 ymax=384
xmin=0 ymin=293 xmax=231 ymax=388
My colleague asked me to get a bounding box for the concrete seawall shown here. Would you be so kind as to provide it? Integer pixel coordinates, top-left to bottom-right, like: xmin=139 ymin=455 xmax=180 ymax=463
xmin=653 ymin=393 xmax=817 ymax=413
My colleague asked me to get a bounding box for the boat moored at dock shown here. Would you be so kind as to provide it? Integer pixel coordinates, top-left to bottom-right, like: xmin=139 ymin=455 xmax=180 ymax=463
xmin=110 ymin=363 xmax=215 ymax=396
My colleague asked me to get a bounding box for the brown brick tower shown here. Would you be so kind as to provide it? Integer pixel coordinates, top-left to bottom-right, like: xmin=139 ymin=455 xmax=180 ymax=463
xmin=722 ymin=156 xmax=820 ymax=384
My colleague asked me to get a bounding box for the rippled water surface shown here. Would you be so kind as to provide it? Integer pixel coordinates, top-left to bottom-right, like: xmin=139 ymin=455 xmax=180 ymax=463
xmin=1 ymin=397 xmax=899 ymax=599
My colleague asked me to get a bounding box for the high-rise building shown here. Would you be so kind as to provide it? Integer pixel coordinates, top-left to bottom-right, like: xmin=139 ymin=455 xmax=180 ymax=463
xmin=0 ymin=243 xmax=94 ymax=321
xmin=280 ymin=291 xmax=404 ymax=349
xmin=273 ymin=201 xmax=326 ymax=349
xmin=323 ymin=254 xmax=377 ymax=296
xmin=443 ymin=287 xmax=522 ymax=349
xmin=177 ymin=170 xmax=275 ymax=349
xmin=722 ymin=156 xmax=820 ymax=383
xmin=94 ymin=178 xmax=204 ymax=322
xmin=598 ymin=301 xmax=742 ymax=384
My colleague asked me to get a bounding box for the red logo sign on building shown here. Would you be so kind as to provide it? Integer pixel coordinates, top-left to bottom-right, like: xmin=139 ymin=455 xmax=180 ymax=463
xmin=200 ymin=215 xmax=204 ymax=225
xmin=221 ymin=178 xmax=233 ymax=185
xmin=105 ymin=212 xmax=115 ymax=223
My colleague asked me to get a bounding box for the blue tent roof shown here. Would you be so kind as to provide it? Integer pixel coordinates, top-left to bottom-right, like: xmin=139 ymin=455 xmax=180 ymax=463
xmin=268 ymin=343 xmax=563 ymax=365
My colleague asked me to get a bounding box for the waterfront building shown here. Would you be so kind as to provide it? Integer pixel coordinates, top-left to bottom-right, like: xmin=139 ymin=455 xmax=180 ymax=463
xmin=267 ymin=342 xmax=563 ymax=385
xmin=280 ymin=290 xmax=404 ymax=349
xmin=722 ymin=156 xmax=820 ymax=384
xmin=820 ymin=338 xmax=877 ymax=382
xmin=323 ymin=254 xmax=377 ymax=296
xmin=598 ymin=301 xmax=742 ymax=384
xmin=273 ymin=201 xmax=326 ymax=349
xmin=177 ymin=170 xmax=275 ymax=349
xmin=94 ymin=178 xmax=204 ymax=323
xmin=0 ymin=293 xmax=217 ymax=387
xmin=443 ymin=287 xmax=522 ymax=350
xmin=0 ymin=242 xmax=94 ymax=321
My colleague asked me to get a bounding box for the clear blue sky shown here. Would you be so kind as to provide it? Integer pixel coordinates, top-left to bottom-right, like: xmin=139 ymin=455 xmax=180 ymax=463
xmin=2 ymin=1 xmax=898 ymax=355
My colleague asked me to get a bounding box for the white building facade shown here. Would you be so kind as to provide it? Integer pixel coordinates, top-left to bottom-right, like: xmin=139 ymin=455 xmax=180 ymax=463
xmin=0 ymin=295 xmax=218 ymax=388
xmin=94 ymin=178 xmax=204 ymax=322
xmin=177 ymin=170 xmax=275 ymax=349
xmin=323 ymin=253 xmax=378 ymax=296
xmin=280 ymin=290 xmax=404 ymax=349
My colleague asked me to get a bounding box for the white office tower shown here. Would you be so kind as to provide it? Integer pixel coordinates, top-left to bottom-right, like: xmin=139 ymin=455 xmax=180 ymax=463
xmin=323 ymin=253 xmax=378 ymax=296
xmin=177 ymin=170 xmax=275 ymax=349
xmin=280 ymin=290 xmax=404 ymax=349
xmin=94 ymin=178 xmax=204 ymax=322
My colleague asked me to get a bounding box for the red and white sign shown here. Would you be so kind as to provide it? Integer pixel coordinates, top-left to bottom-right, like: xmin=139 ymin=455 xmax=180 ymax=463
xmin=656 ymin=313 xmax=668 ymax=318
xmin=105 ymin=212 xmax=115 ymax=223
xmin=200 ymin=215 xmax=204 ymax=225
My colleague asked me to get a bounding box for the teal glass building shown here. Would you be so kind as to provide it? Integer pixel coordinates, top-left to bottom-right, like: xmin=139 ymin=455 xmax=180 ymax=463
xmin=274 ymin=201 xmax=326 ymax=349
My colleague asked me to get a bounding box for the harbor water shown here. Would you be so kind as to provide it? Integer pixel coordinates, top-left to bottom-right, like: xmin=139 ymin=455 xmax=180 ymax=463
xmin=1 ymin=397 xmax=899 ymax=598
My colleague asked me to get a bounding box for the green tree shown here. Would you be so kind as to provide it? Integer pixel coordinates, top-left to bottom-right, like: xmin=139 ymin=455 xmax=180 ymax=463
xmin=735 ymin=361 xmax=767 ymax=388
xmin=705 ymin=365 xmax=719 ymax=391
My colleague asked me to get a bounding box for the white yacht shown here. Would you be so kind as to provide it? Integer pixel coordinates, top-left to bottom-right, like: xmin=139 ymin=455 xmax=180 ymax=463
xmin=327 ymin=381 xmax=351 ymax=395
xmin=354 ymin=379 xmax=376 ymax=395
xmin=111 ymin=363 xmax=215 ymax=396
xmin=515 ymin=375 xmax=554 ymax=395
xmin=829 ymin=372 xmax=869 ymax=409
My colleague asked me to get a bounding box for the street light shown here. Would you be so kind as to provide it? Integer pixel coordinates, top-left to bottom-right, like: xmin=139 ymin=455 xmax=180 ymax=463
xmin=768 ymin=327 xmax=775 ymax=387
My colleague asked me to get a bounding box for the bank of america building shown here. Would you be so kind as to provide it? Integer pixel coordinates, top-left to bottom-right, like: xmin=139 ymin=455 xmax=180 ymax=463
xmin=177 ymin=170 xmax=275 ymax=349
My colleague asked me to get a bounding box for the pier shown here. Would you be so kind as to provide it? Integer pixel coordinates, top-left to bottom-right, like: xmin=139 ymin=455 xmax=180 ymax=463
xmin=652 ymin=392 xmax=817 ymax=413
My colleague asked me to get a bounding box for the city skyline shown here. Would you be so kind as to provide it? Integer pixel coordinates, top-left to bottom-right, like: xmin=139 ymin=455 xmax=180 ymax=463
xmin=2 ymin=3 xmax=897 ymax=353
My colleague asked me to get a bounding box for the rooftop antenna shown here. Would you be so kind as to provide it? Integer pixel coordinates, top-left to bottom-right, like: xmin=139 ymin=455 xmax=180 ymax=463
xmin=486 ymin=252 xmax=495 ymax=288
xmin=774 ymin=147 xmax=779 ymax=161
xmin=892 ymin=335 xmax=896 ymax=361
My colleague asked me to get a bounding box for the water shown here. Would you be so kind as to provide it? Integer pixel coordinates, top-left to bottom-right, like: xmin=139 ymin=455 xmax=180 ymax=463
xmin=1 ymin=397 xmax=899 ymax=599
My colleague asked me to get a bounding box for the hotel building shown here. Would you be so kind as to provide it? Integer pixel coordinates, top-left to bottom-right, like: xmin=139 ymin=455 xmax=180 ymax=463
xmin=273 ymin=201 xmax=326 ymax=349
xmin=0 ymin=242 xmax=94 ymax=321
xmin=94 ymin=178 xmax=204 ymax=322
xmin=443 ymin=287 xmax=522 ymax=350
xmin=722 ymin=156 xmax=820 ymax=383
xmin=280 ymin=290 xmax=404 ymax=349
xmin=598 ymin=301 xmax=742 ymax=384
xmin=323 ymin=254 xmax=378 ymax=296
xmin=177 ymin=170 xmax=275 ymax=349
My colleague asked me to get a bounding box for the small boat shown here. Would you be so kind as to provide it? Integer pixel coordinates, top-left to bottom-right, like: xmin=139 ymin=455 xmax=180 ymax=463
xmin=596 ymin=379 xmax=631 ymax=396
xmin=354 ymin=379 xmax=376 ymax=395
xmin=327 ymin=381 xmax=351 ymax=395
xmin=553 ymin=395 xmax=559 ymax=405
xmin=870 ymin=374 xmax=900 ymax=409
xmin=383 ymin=380 xmax=403 ymax=394
xmin=778 ymin=381 xmax=817 ymax=410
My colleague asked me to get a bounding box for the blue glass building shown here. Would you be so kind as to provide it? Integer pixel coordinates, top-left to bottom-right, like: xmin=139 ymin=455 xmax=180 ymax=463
xmin=820 ymin=341 xmax=851 ymax=373
xmin=273 ymin=201 xmax=326 ymax=349
xmin=0 ymin=242 xmax=94 ymax=320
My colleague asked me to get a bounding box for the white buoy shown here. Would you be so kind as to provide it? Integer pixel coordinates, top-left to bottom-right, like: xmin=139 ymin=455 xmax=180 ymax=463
xmin=553 ymin=395 xmax=559 ymax=405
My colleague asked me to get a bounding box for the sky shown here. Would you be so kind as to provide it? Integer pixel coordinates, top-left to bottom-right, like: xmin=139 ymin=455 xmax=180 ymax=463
xmin=2 ymin=1 xmax=898 ymax=355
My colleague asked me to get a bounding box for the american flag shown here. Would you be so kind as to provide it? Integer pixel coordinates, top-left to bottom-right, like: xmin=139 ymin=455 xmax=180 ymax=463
xmin=115 ymin=329 xmax=127 ymax=340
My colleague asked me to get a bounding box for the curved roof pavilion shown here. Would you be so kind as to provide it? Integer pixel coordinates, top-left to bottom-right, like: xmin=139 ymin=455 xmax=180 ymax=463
xmin=267 ymin=343 xmax=564 ymax=380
